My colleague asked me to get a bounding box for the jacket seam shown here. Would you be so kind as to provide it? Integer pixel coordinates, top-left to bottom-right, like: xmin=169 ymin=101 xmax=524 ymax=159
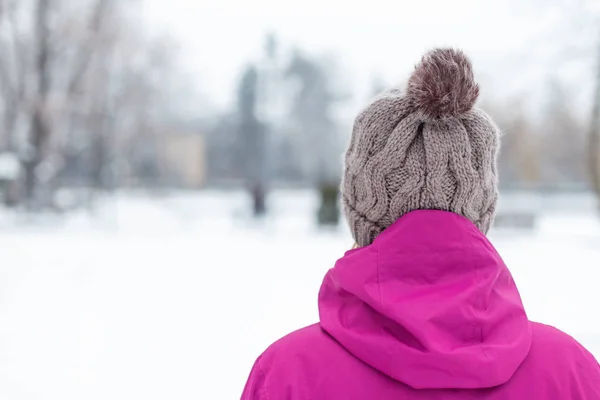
xmin=469 ymin=228 xmax=491 ymax=365
xmin=376 ymin=237 xmax=393 ymax=378
xmin=376 ymin=239 xmax=383 ymax=310
xmin=257 ymin=356 xmax=270 ymax=400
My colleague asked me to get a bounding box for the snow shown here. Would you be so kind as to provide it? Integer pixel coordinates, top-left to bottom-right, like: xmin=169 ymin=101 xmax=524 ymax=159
xmin=0 ymin=153 xmax=20 ymax=180
xmin=0 ymin=190 xmax=599 ymax=400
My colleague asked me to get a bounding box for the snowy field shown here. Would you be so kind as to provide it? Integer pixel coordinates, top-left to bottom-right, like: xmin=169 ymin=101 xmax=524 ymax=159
xmin=0 ymin=189 xmax=599 ymax=400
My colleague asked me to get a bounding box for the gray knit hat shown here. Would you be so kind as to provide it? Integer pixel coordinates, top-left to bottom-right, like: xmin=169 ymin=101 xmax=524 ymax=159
xmin=342 ymin=48 xmax=500 ymax=246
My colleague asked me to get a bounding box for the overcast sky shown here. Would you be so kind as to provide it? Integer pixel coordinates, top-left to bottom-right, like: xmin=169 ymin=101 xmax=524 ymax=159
xmin=139 ymin=0 xmax=595 ymax=116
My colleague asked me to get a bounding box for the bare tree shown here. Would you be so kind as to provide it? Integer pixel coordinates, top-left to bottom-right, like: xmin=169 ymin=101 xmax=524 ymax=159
xmin=0 ymin=0 xmax=183 ymax=208
xmin=286 ymin=51 xmax=342 ymax=184
xmin=0 ymin=0 xmax=116 ymax=205
xmin=23 ymin=0 xmax=52 ymax=203
xmin=286 ymin=51 xmax=346 ymax=225
xmin=589 ymin=40 xmax=600 ymax=202
xmin=238 ymin=65 xmax=267 ymax=216
xmin=0 ymin=0 xmax=31 ymax=153
xmin=539 ymin=81 xmax=587 ymax=187
xmin=493 ymin=104 xmax=540 ymax=188
xmin=531 ymin=0 xmax=600 ymax=200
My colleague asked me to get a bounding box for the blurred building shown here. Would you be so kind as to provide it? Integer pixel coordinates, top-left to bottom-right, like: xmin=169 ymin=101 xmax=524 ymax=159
xmin=159 ymin=130 xmax=206 ymax=188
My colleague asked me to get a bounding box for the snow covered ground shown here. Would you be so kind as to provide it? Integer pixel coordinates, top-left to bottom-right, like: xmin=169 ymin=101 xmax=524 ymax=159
xmin=0 ymin=190 xmax=599 ymax=400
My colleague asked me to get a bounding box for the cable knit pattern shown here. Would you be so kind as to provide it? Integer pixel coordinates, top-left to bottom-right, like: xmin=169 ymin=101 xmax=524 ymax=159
xmin=342 ymin=49 xmax=500 ymax=246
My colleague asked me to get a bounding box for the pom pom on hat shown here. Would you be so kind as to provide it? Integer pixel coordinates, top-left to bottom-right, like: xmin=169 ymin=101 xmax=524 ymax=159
xmin=407 ymin=48 xmax=480 ymax=119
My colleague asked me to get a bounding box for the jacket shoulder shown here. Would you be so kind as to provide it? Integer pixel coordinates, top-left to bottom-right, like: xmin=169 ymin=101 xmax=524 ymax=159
xmin=526 ymin=322 xmax=600 ymax=394
xmin=260 ymin=323 xmax=339 ymax=366
xmin=531 ymin=322 xmax=598 ymax=362
xmin=242 ymin=324 xmax=349 ymax=400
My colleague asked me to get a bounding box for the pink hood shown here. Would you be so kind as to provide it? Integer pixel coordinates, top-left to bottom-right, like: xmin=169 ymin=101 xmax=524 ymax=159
xmin=319 ymin=210 xmax=532 ymax=390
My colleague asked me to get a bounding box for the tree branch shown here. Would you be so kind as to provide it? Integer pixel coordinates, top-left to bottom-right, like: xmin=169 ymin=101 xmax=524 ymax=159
xmin=66 ymin=0 xmax=111 ymax=97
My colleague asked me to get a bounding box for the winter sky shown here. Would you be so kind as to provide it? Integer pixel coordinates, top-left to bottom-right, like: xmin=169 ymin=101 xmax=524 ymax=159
xmin=141 ymin=0 xmax=595 ymax=114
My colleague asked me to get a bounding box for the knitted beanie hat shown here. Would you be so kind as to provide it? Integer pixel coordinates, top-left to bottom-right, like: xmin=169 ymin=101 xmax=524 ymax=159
xmin=342 ymin=48 xmax=501 ymax=247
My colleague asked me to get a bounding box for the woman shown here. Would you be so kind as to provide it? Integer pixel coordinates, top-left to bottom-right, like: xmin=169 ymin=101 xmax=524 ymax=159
xmin=241 ymin=48 xmax=600 ymax=399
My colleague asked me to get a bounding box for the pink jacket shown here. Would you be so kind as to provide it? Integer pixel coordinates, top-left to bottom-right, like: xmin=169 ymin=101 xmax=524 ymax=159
xmin=242 ymin=211 xmax=600 ymax=399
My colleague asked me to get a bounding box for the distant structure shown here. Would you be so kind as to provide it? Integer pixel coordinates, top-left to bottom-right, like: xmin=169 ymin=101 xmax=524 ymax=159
xmin=159 ymin=131 xmax=206 ymax=189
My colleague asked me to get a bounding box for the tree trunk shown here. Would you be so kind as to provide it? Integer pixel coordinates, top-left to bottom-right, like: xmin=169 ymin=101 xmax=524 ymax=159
xmin=24 ymin=0 xmax=51 ymax=206
xmin=251 ymin=183 xmax=266 ymax=217
xmin=589 ymin=39 xmax=600 ymax=206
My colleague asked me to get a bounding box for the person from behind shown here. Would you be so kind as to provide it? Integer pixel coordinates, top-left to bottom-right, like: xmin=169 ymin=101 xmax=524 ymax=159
xmin=241 ymin=48 xmax=600 ymax=399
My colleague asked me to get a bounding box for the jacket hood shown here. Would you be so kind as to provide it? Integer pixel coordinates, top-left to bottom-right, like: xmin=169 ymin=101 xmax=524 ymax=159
xmin=319 ymin=210 xmax=532 ymax=390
